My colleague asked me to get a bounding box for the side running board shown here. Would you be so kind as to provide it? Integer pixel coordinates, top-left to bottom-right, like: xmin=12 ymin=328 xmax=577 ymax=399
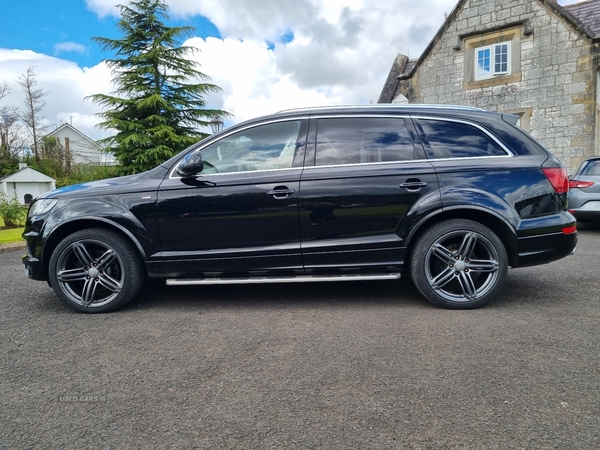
xmin=166 ymin=273 xmax=401 ymax=286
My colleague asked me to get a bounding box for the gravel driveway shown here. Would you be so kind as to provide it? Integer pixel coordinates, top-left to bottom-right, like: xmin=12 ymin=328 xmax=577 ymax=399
xmin=2 ymin=224 xmax=599 ymax=449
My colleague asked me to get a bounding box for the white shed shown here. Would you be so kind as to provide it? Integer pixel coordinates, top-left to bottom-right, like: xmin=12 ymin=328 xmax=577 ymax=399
xmin=0 ymin=166 xmax=56 ymax=205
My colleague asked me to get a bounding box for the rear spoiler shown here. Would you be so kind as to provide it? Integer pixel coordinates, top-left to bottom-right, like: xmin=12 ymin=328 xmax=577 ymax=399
xmin=502 ymin=113 xmax=520 ymax=126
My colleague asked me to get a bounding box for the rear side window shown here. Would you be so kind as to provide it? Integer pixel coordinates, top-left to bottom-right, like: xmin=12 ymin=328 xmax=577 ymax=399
xmin=418 ymin=119 xmax=508 ymax=159
xmin=579 ymin=160 xmax=600 ymax=176
xmin=315 ymin=117 xmax=416 ymax=166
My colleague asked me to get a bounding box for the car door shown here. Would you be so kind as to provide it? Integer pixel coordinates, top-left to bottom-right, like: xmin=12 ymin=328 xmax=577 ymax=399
xmin=298 ymin=115 xmax=440 ymax=272
xmin=156 ymin=119 xmax=308 ymax=277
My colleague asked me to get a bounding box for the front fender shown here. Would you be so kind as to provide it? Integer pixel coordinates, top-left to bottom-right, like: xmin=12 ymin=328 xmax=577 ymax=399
xmin=43 ymin=195 xmax=159 ymax=263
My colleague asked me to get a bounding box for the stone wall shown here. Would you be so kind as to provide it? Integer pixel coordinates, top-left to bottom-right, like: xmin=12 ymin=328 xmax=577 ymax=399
xmin=401 ymin=0 xmax=598 ymax=173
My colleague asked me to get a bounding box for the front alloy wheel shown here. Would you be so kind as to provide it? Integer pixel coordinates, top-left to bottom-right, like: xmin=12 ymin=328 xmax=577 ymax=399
xmin=411 ymin=219 xmax=508 ymax=309
xmin=49 ymin=228 xmax=145 ymax=313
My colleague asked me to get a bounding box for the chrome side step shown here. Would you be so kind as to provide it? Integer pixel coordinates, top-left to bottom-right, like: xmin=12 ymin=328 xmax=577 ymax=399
xmin=166 ymin=273 xmax=401 ymax=286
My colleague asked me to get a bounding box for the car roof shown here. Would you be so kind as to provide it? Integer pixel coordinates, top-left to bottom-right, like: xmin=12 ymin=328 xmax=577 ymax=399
xmin=232 ymin=104 xmax=512 ymax=126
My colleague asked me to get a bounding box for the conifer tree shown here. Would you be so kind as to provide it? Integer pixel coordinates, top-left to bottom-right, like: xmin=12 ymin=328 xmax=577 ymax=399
xmin=89 ymin=0 xmax=229 ymax=173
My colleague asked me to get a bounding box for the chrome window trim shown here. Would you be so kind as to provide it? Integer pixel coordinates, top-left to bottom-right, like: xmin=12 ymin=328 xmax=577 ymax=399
xmin=411 ymin=115 xmax=515 ymax=157
xmin=169 ymin=116 xmax=309 ymax=179
xmin=303 ymin=154 xmax=512 ymax=171
xmin=302 ymin=159 xmax=431 ymax=171
xmin=171 ymin=166 xmax=303 ymax=179
xmin=169 ymin=113 xmax=515 ymax=179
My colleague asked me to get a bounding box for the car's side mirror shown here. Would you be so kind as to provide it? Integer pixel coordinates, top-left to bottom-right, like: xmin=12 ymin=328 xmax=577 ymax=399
xmin=177 ymin=151 xmax=204 ymax=177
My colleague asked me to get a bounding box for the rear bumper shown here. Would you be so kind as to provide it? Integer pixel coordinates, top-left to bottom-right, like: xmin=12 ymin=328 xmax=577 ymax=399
xmin=515 ymin=230 xmax=577 ymax=267
xmin=511 ymin=210 xmax=577 ymax=267
xmin=569 ymin=207 xmax=600 ymax=221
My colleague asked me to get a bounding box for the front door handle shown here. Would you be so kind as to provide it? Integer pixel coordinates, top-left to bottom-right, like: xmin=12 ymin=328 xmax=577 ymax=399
xmin=400 ymin=180 xmax=428 ymax=191
xmin=267 ymin=187 xmax=295 ymax=199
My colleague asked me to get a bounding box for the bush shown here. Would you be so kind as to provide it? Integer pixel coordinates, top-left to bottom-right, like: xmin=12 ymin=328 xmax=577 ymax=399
xmin=56 ymin=163 xmax=119 ymax=187
xmin=0 ymin=194 xmax=27 ymax=228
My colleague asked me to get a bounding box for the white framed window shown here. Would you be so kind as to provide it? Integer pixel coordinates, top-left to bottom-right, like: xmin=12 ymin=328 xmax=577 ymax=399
xmin=475 ymin=42 xmax=510 ymax=80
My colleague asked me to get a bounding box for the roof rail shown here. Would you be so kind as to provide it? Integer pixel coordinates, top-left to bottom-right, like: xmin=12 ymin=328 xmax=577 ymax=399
xmin=277 ymin=104 xmax=485 ymax=114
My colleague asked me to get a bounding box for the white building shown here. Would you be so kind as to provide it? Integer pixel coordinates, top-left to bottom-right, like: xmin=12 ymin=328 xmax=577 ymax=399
xmin=0 ymin=164 xmax=56 ymax=205
xmin=45 ymin=123 xmax=114 ymax=165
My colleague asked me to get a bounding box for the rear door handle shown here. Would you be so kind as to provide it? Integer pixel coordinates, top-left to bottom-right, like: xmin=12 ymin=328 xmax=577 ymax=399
xmin=267 ymin=187 xmax=295 ymax=199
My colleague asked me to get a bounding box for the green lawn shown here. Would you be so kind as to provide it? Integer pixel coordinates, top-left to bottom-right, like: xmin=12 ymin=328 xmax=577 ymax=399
xmin=0 ymin=218 xmax=25 ymax=244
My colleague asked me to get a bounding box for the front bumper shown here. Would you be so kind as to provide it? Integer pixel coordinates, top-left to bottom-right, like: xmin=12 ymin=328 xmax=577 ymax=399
xmin=22 ymin=252 xmax=46 ymax=281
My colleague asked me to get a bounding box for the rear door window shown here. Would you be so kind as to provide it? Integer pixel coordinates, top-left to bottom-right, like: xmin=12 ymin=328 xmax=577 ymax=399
xmin=416 ymin=119 xmax=508 ymax=159
xmin=314 ymin=117 xmax=417 ymax=166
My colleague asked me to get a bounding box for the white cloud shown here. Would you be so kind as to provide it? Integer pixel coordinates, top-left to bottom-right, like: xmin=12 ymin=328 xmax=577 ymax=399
xmin=189 ymin=37 xmax=339 ymax=124
xmin=0 ymin=49 xmax=112 ymax=141
xmin=2 ymin=0 xmax=582 ymax=144
xmin=86 ymin=0 xmax=464 ymax=112
xmin=54 ymin=42 xmax=88 ymax=55
xmin=178 ymin=0 xmax=457 ymax=121
xmin=85 ymin=0 xmax=119 ymax=18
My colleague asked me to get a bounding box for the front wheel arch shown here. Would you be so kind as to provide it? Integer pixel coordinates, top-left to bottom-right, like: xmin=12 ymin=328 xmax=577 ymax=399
xmin=48 ymin=228 xmax=146 ymax=313
xmin=43 ymin=218 xmax=148 ymax=280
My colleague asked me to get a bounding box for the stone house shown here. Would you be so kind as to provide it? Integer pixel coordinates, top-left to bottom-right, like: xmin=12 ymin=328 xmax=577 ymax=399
xmin=45 ymin=123 xmax=114 ymax=166
xmin=378 ymin=0 xmax=600 ymax=173
xmin=0 ymin=164 xmax=56 ymax=205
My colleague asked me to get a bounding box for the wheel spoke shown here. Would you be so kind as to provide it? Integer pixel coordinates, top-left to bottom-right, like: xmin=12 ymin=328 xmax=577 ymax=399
xmin=57 ymin=267 xmax=88 ymax=282
xmin=72 ymin=243 xmax=94 ymax=267
xmin=431 ymin=267 xmax=456 ymax=289
xmin=457 ymin=271 xmax=477 ymax=300
xmin=81 ymin=279 xmax=98 ymax=306
xmin=467 ymin=258 xmax=499 ymax=273
xmin=458 ymin=232 xmax=477 ymax=259
xmin=431 ymin=243 xmax=456 ymax=265
xmin=97 ymin=273 xmax=122 ymax=293
xmin=96 ymin=249 xmax=117 ymax=271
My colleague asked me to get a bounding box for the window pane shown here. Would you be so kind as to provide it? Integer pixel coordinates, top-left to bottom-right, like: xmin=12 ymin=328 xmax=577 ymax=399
xmin=315 ymin=118 xmax=415 ymax=166
xmin=419 ymin=119 xmax=508 ymax=159
xmin=200 ymin=121 xmax=301 ymax=173
xmin=477 ymin=48 xmax=491 ymax=78
xmin=580 ymin=160 xmax=600 ymax=176
xmin=494 ymin=44 xmax=508 ymax=73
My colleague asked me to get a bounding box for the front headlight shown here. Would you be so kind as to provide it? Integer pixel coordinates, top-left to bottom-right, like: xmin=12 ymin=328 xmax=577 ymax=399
xmin=28 ymin=198 xmax=58 ymax=217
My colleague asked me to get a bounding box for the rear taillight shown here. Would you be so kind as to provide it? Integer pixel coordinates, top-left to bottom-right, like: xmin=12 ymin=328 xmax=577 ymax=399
xmin=542 ymin=167 xmax=569 ymax=194
xmin=562 ymin=225 xmax=577 ymax=235
xmin=569 ymin=180 xmax=595 ymax=189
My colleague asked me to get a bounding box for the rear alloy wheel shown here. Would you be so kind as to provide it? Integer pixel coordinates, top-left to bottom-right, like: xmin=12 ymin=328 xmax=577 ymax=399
xmin=411 ymin=219 xmax=508 ymax=309
xmin=49 ymin=228 xmax=145 ymax=313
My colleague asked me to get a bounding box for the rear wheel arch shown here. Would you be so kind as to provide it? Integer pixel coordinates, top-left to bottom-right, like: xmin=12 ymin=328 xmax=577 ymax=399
xmin=405 ymin=207 xmax=519 ymax=268
xmin=409 ymin=218 xmax=509 ymax=309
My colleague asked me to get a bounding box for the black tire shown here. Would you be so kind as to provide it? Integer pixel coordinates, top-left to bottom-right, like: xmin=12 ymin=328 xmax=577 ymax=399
xmin=48 ymin=228 xmax=145 ymax=313
xmin=410 ymin=219 xmax=508 ymax=309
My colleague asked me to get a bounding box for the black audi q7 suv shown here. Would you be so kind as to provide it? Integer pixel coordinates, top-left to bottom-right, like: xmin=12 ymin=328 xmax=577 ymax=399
xmin=22 ymin=105 xmax=577 ymax=312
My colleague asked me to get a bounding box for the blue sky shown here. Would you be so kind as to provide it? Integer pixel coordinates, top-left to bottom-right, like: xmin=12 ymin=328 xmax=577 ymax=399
xmin=1 ymin=0 xmax=221 ymax=69
xmin=0 ymin=0 xmax=584 ymax=141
